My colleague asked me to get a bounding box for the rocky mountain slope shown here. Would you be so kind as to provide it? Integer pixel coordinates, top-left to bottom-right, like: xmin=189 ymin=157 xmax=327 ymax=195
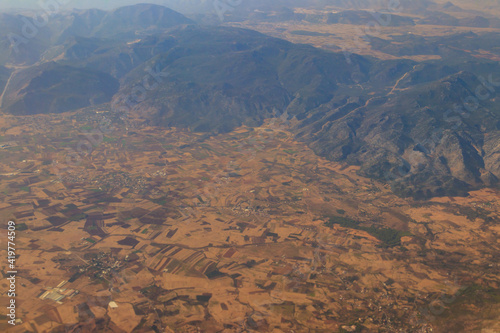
xmin=1 ymin=62 xmax=119 ymax=115
xmin=0 ymin=4 xmax=499 ymax=198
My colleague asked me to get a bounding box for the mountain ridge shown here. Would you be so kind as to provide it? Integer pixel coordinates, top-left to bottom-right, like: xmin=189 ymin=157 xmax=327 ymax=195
xmin=0 ymin=4 xmax=499 ymax=199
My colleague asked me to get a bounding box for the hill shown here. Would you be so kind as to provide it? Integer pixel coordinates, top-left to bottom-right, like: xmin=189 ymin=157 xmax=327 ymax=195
xmin=116 ymin=26 xmax=371 ymax=132
xmin=1 ymin=62 xmax=119 ymax=115
xmin=0 ymin=4 xmax=193 ymax=66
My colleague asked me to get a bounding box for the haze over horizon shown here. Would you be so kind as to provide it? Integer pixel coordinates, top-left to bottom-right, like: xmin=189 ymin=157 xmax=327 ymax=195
xmin=0 ymin=0 xmax=204 ymax=11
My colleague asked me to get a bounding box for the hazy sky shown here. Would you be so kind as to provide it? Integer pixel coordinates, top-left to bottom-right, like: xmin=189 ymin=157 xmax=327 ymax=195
xmin=0 ymin=0 xmax=195 ymax=11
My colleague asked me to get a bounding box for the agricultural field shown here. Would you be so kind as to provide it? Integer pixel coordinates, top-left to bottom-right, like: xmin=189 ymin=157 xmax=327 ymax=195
xmin=0 ymin=107 xmax=499 ymax=332
xmin=225 ymin=0 xmax=500 ymax=62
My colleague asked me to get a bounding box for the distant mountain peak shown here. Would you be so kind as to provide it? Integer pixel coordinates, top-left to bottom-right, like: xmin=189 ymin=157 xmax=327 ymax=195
xmin=442 ymin=1 xmax=464 ymax=11
xmin=93 ymin=4 xmax=194 ymax=38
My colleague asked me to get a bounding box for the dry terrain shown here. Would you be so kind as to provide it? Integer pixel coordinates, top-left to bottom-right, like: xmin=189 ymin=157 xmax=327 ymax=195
xmin=226 ymin=0 xmax=500 ymax=61
xmin=0 ymin=107 xmax=499 ymax=332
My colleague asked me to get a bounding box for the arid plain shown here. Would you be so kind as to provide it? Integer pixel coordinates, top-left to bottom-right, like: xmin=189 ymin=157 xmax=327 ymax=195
xmin=0 ymin=107 xmax=499 ymax=332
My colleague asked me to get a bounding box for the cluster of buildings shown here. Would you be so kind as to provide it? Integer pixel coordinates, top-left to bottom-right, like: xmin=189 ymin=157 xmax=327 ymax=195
xmin=39 ymin=280 xmax=79 ymax=304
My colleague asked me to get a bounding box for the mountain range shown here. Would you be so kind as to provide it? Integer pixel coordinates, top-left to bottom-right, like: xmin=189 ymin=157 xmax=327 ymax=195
xmin=1 ymin=3 xmax=499 ymax=199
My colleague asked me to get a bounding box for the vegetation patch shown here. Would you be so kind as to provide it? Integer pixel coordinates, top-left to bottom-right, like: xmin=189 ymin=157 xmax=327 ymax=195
xmin=325 ymin=215 xmax=411 ymax=247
